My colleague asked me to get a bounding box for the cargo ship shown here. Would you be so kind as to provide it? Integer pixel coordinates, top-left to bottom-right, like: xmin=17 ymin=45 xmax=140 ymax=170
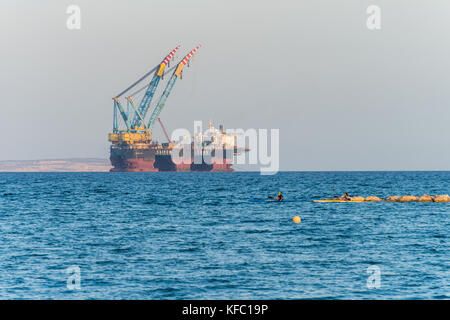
xmin=109 ymin=122 xmax=245 ymax=172
xmin=108 ymin=45 xmax=247 ymax=172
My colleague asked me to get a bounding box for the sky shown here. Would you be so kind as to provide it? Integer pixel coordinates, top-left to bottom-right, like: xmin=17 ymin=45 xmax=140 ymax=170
xmin=1 ymin=0 xmax=449 ymax=170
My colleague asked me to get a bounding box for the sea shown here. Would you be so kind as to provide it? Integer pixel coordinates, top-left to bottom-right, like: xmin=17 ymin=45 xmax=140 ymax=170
xmin=0 ymin=172 xmax=448 ymax=299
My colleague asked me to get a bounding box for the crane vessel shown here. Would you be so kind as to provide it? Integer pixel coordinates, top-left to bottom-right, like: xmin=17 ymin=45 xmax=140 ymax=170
xmin=108 ymin=46 xmax=247 ymax=172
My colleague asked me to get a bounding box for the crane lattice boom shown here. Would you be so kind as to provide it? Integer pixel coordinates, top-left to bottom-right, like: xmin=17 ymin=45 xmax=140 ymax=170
xmin=110 ymin=45 xmax=200 ymax=143
xmin=147 ymin=45 xmax=200 ymax=130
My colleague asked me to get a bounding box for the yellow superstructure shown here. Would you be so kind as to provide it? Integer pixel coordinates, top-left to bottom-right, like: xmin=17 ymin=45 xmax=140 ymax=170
xmin=108 ymin=127 xmax=152 ymax=145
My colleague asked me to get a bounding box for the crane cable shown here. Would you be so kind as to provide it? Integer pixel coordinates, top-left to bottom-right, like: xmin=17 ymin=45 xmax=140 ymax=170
xmin=128 ymin=64 xmax=178 ymax=98
xmin=114 ymin=46 xmax=197 ymax=99
xmin=114 ymin=64 xmax=159 ymax=98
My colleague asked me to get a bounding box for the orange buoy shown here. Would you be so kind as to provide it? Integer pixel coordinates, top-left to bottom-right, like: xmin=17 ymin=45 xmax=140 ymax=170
xmin=293 ymin=216 xmax=301 ymax=223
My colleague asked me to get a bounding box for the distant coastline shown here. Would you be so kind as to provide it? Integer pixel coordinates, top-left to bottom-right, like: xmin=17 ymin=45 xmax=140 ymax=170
xmin=1 ymin=160 xmax=449 ymax=173
xmin=0 ymin=158 xmax=111 ymax=172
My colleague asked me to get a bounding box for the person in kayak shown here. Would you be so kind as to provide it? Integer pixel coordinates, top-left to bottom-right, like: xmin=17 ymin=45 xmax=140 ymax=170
xmin=272 ymin=192 xmax=283 ymax=201
xmin=338 ymin=192 xmax=351 ymax=201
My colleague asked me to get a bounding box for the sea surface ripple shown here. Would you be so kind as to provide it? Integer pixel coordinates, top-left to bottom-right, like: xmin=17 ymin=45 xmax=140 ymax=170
xmin=0 ymin=172 xmax=448 ymax=299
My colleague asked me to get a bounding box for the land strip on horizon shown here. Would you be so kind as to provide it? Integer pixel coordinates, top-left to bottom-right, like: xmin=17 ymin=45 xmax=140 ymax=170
xmin=0 ymin=158 xmax=112 ymax=172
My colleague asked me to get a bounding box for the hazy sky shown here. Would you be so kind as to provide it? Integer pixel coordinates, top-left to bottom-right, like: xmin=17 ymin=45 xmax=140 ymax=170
xmin=1 ymin=0 xmax=449 ymax=170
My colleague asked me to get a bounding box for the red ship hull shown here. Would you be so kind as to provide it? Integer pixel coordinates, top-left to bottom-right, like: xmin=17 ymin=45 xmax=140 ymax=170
xmin=110 ymin=145 xmax=235 ymax=172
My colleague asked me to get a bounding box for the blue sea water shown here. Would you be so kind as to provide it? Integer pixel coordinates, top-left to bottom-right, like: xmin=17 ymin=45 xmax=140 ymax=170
xmin=0 ymin=172 xmax=448 ymax=299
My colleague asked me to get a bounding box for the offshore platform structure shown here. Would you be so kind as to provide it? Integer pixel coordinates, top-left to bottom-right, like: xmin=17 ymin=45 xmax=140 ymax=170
xmin=108 ymin=46 xmax=245 ymax=172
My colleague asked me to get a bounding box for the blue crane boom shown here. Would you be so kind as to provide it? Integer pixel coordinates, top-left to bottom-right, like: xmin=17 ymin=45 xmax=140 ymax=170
xmin=113 ymin=98 xmax=130 ymax=130
xmin=147 ymin=45 xmax=200 ymax=130
xmin=126 ymin=97 xmax=147 ymax=129
xmin=131 ymin=46 xmax=180 ymax=128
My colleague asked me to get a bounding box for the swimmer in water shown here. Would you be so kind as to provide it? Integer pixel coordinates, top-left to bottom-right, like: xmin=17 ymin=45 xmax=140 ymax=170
xmin=269 ymin=192 xmax=284 ymax=201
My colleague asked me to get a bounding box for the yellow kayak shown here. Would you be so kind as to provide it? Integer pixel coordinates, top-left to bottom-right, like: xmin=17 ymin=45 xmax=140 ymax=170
xmin=313 ymin=199 xmax=366 ymax=203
